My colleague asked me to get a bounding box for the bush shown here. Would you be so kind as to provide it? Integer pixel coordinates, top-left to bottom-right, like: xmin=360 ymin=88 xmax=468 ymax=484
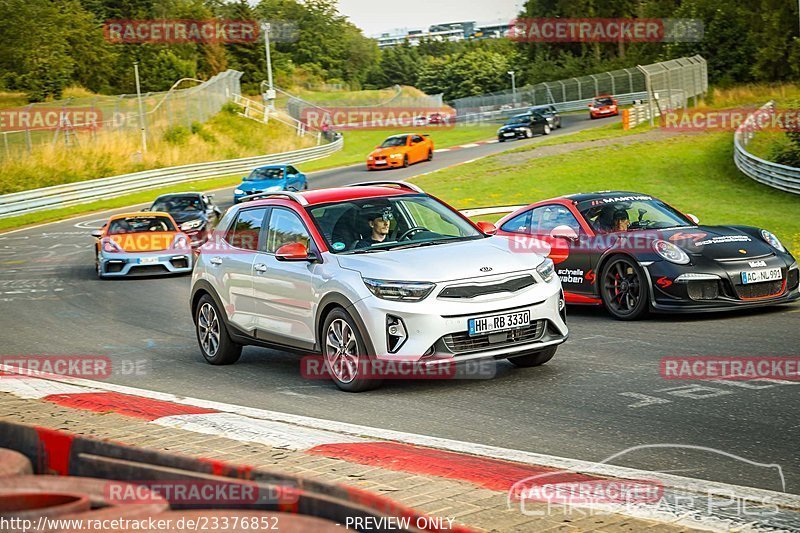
xmin=163 ymin=126 xmax=190 ymax=145
xmin=221 ymin=102 xmax=243 ymax=115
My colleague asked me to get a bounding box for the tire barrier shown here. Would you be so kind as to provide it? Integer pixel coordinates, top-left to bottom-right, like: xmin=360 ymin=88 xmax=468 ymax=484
xmin=0 ymin=421 xmax=473 ymax=533
xmin=0 ymin=492 xmax=90 ymax=520
xmin=0 ymin=448 xmax=33 ymax=477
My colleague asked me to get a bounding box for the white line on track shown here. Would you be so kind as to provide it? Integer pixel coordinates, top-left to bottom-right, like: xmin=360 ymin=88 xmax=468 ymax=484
xmin=1 ymin=363 xmax=798 ymax=516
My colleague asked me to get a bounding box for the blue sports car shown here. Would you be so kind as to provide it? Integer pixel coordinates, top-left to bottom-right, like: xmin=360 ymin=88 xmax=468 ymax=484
xmin=233 ymin=164 xmax=308 ymax=203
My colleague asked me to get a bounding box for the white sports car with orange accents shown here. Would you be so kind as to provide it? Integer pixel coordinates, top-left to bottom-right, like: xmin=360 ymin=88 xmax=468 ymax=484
xmin=91 ymin=212 xmax=193 ymax=278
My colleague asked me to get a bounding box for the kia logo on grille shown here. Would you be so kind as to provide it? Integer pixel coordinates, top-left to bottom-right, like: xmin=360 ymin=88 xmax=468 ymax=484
xmin=480 ymin=266 xmax=493 ymax=272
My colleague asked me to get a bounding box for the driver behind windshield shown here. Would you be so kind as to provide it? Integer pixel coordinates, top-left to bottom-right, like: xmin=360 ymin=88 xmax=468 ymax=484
xmin=611 ymin=209 xmax=630 ymax=232
xmin=354 ymin=207 xmax=394 ymax=248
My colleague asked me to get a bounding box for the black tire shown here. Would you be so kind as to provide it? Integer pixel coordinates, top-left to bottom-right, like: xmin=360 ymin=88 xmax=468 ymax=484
xmin=590 ymin=114 xmax=596 ymax=120
xmin=508 ymin=346 xmax=557 ymax=367
xmin=322 ymin=308 xmax=382 ymax=392
xmin=402 ymin=155 xmax=409 ymax=168
xmin=498 ymin=138 xmax=505 ymax=143
xmin=303 ymin=182 xmax=309 ymax=190
xmin=195 ymin=294 xmax=242 ymax=365
xmin=95 ymin=248 xmax=106 ymax=280
xmin=427 ymin=150 xmax=433 ymax=161
xmin=599 ymin=255 xmax=650 ymax=320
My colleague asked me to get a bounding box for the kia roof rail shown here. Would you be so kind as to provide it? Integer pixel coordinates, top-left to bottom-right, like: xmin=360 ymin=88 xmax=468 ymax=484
xmin=239 ymin=191 xmax=309 ymax=206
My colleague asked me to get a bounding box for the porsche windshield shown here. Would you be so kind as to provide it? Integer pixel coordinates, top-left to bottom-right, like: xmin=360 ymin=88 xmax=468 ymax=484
xmin=380 ymin=136 xmax=407 ymax=148
xmin=308 ymin=194 xmax=483 ymax=254
xmin=593 ymin=97 xmax=614 ymax=106
xmin=108 ymin=216 xmax=176 ymax=234
xmin=578 ymin=197 xmax=692 ymax=233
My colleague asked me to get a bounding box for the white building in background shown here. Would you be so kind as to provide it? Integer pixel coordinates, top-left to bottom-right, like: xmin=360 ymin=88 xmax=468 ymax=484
xmin=375 ymin=19 xmax=512 ymax=48
xmin=377 ymin=28 xmax=465 ymax=48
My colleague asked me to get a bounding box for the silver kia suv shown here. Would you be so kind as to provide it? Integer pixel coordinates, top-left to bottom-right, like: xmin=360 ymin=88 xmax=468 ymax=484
xmin=190 ymin=182 xmax=568 ymax=391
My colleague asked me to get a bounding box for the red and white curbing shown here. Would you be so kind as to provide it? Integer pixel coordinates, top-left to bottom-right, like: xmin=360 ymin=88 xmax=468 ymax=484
xmin=2 ymin=364 xmax=799 ymax=532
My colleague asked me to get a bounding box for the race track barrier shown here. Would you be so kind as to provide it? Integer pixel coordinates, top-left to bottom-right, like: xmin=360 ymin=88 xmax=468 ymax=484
xmin=734 ymin=101 xmax=800 ymax=195
xmin=0 ymin=137 xmax=344 ymax=219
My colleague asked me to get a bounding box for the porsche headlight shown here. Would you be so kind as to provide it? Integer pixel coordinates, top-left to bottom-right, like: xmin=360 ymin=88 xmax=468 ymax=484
xmin=761 ymin=230 xmax=785 ymax=253
xmin=102 ymin=239 xmax=123 ymax=253
xmin=653 ymin=240 xmax=690 ymax=264
xmin=363 ymin=278 xmax=434 ymax=301
xmin=536 ymin=257 xmax=555 ymax=282
xmin=234 ymin=189 xmax=244 ymax=195
xmin=173 ymin=235 xmax=190 ymax=249
xmin=180 ymin=219 xmax=205 ymax=231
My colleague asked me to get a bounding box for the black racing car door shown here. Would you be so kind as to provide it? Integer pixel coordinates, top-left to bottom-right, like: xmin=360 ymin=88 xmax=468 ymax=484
xmin=527 ymin=205 xmax=595 ymax=297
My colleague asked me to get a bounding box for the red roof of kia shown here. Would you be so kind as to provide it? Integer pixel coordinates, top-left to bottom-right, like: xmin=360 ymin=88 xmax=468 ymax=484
xmin=301 ymin=186 xmax=414 ymax=206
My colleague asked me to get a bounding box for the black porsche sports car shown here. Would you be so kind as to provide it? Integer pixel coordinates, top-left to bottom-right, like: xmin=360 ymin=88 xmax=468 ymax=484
xmin=148 ymin=192 xmax=222 ymax=247
xmin=496 ymin=191 xmax=799 ymax=320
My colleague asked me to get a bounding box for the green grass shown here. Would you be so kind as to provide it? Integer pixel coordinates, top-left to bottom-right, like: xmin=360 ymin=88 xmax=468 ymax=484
xmin=412 ymin=131 xmax=800 ymax=254
xmin=0 ymin=110 xmax=314 ymax=195
xmin=301 ymin=124 xmax=501 ymax=172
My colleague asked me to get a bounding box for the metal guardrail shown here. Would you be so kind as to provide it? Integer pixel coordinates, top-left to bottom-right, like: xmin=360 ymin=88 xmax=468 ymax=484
xmin=0 ymin=137 xmax=344 ymax=219
xmin=734 ymin=101 xmax=800 ymax=195
xmin=455 ymin=92 xmax=648 ymax=124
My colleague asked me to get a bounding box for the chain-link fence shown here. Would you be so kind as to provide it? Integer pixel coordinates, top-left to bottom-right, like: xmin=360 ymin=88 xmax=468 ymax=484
xmin=0 ymin=70 xmax=242 ymax=161
xmin=283 ymin=84 xmax=444 ymax=122
xmin=450 ymin=55 xmax=707 ymax=115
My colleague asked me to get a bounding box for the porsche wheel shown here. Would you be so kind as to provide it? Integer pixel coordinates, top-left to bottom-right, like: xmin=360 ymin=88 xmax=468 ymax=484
xmin=600 ymin=256 xmax=649 ymax=320
xmin=524 ymin=128 xmax=533 ymax=138
xmin=543 ymin=124 xmax=551 ymax=135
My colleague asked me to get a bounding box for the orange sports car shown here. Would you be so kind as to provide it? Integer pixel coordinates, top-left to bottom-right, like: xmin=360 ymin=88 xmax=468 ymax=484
xmin=91 ymin=212 xmax=193 ymax=278
xmin=366 ymin=133 xmax=434 ymax=170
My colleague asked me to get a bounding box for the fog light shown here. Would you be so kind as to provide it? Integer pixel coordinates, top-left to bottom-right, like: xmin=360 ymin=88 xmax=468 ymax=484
xmin=387 ymin=315 xmax=407 ymax=353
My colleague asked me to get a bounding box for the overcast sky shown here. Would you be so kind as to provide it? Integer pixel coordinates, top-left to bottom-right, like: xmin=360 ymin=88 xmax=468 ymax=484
xmin=335 ymin=0 xmax=525 ymax=37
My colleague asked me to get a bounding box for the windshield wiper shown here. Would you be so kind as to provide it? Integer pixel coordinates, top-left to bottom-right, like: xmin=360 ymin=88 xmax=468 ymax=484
xmin=342 ymin=247 xmax=388 ymax=254
xmin=388 ymin=239 xmax=459 ymax=251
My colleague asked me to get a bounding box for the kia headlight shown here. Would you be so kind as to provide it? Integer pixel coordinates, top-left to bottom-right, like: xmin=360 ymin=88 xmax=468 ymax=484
xmin=363 ymin=278 xmax=434 ymax=301
xmin=536 ymin=257 xmax=555 ymax=282
xmin=653 ymin=240 xmax=690 ymax=264
xmin=234 ymin=189 xmax=244 ymax=195
xmin=180 ymin=219 xmax=205 ymax=231
xmin=761 ymin=230 xmax=785 ymax=253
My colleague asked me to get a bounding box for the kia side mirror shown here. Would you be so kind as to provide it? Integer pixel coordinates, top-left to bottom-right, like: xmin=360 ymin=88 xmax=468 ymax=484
xmin=475 ymin=221 xmax=497 ymax=236
xmin=275 ymin=242 xmax=316 ymax=262
xmin=686 ymin=213 xmax=700 ymax=224
xmin=550 ymin=225 xmax=578 ymax=241
xmin=90 ymin=230 xmax=103 ymax=238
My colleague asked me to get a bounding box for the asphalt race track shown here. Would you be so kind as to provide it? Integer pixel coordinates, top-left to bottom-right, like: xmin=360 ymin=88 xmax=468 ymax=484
xmin=2 ymin=113 xmax=799 ymax=496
